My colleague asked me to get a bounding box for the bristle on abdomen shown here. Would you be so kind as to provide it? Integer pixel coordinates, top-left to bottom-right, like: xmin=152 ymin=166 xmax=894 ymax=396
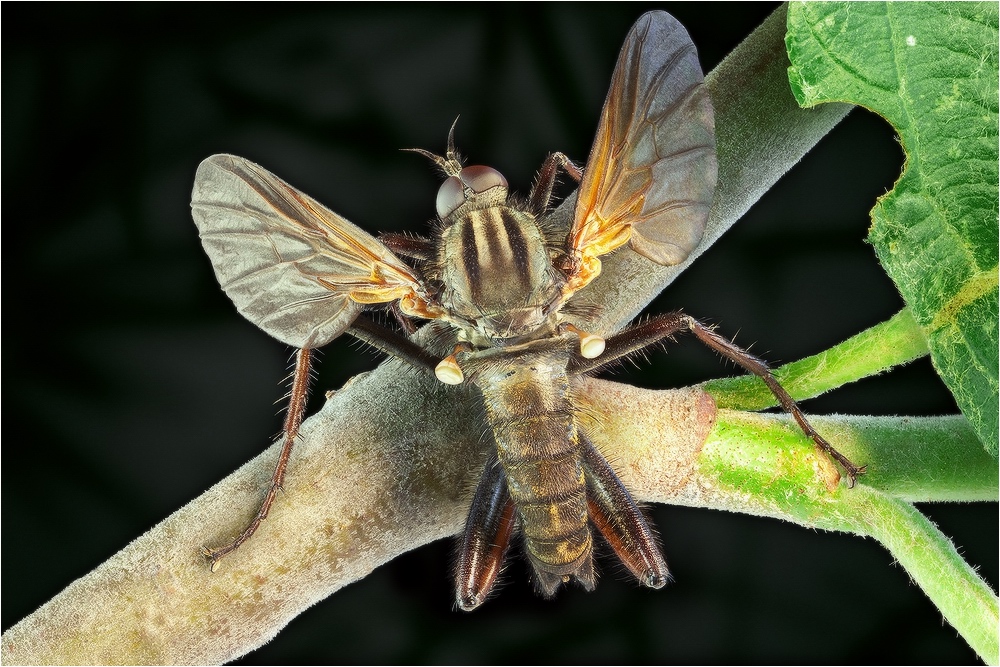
xmin=475 ymin=343 xmax=595 ymax=596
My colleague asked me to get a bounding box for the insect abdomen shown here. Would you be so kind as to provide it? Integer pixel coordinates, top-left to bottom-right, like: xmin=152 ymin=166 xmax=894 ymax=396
xmin=476 ymin=346 xmax=594 ymax=596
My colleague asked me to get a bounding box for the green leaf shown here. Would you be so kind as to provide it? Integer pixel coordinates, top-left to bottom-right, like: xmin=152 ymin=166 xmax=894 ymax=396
xmin=786 ymin=2 xmax=999 ymax=457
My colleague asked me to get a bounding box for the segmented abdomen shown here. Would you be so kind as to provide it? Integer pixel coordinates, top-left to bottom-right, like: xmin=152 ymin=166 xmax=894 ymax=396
xmin=475 ymin=346 xmax=592 ymax=587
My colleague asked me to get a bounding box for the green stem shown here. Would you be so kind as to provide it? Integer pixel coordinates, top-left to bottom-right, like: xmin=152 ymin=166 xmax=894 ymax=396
xmin=701 ymin=411 xmax=998 ymax=662
xmin=704 ymin=412 xmax=997 ymax=508
xmin=807 ymin=414 xmax=999 ymax=502
xmin=705 ymin=308 xmax=929 ymax=410
xmin=846 ymin=487 xmax=1000 ymax=665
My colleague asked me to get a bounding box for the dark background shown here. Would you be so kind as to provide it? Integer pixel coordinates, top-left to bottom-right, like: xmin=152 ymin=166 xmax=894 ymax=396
xmin=4 ymin=3 xmax=996 ymax=664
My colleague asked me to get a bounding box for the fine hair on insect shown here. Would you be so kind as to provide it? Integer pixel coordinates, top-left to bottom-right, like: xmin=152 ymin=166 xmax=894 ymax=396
xmin=191 ymin=10 xmax=863 ymax=610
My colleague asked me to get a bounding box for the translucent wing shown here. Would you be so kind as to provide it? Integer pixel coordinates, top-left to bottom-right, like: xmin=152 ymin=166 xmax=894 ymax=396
xmin=566 ymin=11 xmax=717 ymax=293
xmin=191 ymin=154 xmax=427 ymax=349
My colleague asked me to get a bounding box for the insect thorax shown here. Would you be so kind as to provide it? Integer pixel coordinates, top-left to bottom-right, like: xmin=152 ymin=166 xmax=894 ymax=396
xmin=437 ymin=204 xmax=566 ymax=345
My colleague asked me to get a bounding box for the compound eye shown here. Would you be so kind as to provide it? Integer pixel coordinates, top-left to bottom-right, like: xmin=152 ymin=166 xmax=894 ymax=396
xmin=436 ymin=175 xmax=466 ymax=219
xmin=460 ymin=165 xmax=508 ymax=193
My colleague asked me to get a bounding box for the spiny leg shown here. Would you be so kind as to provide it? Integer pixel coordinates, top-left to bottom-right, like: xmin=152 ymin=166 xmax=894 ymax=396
xmin=685 ymin=318 xmax=866 ymax=482
xmin=456 ymin=453 xmax=517 ymax=611
xmin=202 ymin=347 xmax=314 ymax=570
xmin=203 ymin=318 xmax=440 ymax=570
xmin=528 ymin=151 xmax=582 ymax=213
xmin=348 ymin=314 xmax=440 ymax=373
xmin=350 ymin=314 xmax=471 ymax=385
xmin=378 ymin=232 xmax=436 ymax=262
xmin=571 ymin=312 xmax=865 ymax=485
xmin=387 ymin=301 xmax=419 ymax=335
xmin=581 ymin=435 xmax=669 ymax=589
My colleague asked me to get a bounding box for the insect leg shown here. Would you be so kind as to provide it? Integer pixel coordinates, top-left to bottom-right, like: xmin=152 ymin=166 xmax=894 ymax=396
xmin=202 ymin=347 xmax=313 ymax=570
xmin=378 ymin=232 xmax=436 ymax=262
xmin=528 ymin=152 xmax=583 ymax=213
xmin=571 ymin=312 xmax=865 ymax=485
xmin=581 ymin=434 xmax=669 ymax=589
xmin=347 ymin=314 xmax=440 ymax=373
xmin=568 ymin=313 xmax=692 ymax=376
xmin=455 ymin=453 xmax=517 ymax=611
xmin=351 ymin=315 xmax=471 ymax=385
xmin=387 ymin=301 xmax=419 ymax=335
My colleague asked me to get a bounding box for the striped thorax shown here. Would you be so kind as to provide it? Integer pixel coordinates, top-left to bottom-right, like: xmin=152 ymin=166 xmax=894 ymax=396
xmin=428 ymin=158 xmax=566 ymax=347
xmin=439 ymin=205 xmax=565 ymax=346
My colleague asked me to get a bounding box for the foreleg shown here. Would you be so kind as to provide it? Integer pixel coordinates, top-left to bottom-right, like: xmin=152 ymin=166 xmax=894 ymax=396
xmin=528 ymin=151 xmax=582 ymax=213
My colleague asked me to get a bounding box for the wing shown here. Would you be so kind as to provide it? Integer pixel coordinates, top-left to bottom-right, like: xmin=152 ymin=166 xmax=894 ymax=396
xmin=565 ymin=11 xmax=717 ymax=293
xmin=191 ymin=154 xmax=428 ymax=349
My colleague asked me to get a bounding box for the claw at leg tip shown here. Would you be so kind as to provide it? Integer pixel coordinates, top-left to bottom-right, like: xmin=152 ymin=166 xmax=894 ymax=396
xmin=201 ymin=546 xmax=223 ymax=572
xmin=458 ymin=594 xmax=480 ymax=611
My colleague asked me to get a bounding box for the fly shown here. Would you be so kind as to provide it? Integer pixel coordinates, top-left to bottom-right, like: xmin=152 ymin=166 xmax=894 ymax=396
xmin=191 ymin=11 xmax=864 ymax=610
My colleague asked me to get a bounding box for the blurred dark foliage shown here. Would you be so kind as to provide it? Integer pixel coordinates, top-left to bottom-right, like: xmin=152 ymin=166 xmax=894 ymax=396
xmin=3 ymin=3 xmax=995 ymax=664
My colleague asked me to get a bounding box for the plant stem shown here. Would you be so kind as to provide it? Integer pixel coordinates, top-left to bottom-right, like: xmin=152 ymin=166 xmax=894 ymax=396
xmin=699 ymin=412 xmax=998 ymax=506
xmin=693 ymin=411 xmax=998 ymax=661
xmin=846 ymin=487 xmax=1000 ymax=665
xmin=705 ymin=308 xmax=930 ymax=409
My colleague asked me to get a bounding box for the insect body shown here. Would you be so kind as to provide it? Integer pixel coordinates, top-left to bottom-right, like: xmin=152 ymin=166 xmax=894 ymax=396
xmin=425 ymin=159 xmax=597 ymax=600
xmin=192 ymin=11 xmax=862 ymax=609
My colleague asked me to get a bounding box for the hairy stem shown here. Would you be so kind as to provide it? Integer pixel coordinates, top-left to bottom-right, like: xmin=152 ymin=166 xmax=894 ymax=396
xmin=2 ymin=371 xmax=993 ymax=666
xmin=698 ymin=412 xmax=998 ymax=508
xmin=706 ymin=308 xmax=931 ymax=409
xmin=846 ymin=488 xmax=999 ymax=665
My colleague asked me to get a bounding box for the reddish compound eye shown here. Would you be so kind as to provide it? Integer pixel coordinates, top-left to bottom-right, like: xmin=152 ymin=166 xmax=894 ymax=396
xmin=436 ymin=175 xmax=466 ymax=219
xmin=436 ymin=166 xmax=509 ymax=219
xmin=459 ymin=165 xmax=508 ymax=193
